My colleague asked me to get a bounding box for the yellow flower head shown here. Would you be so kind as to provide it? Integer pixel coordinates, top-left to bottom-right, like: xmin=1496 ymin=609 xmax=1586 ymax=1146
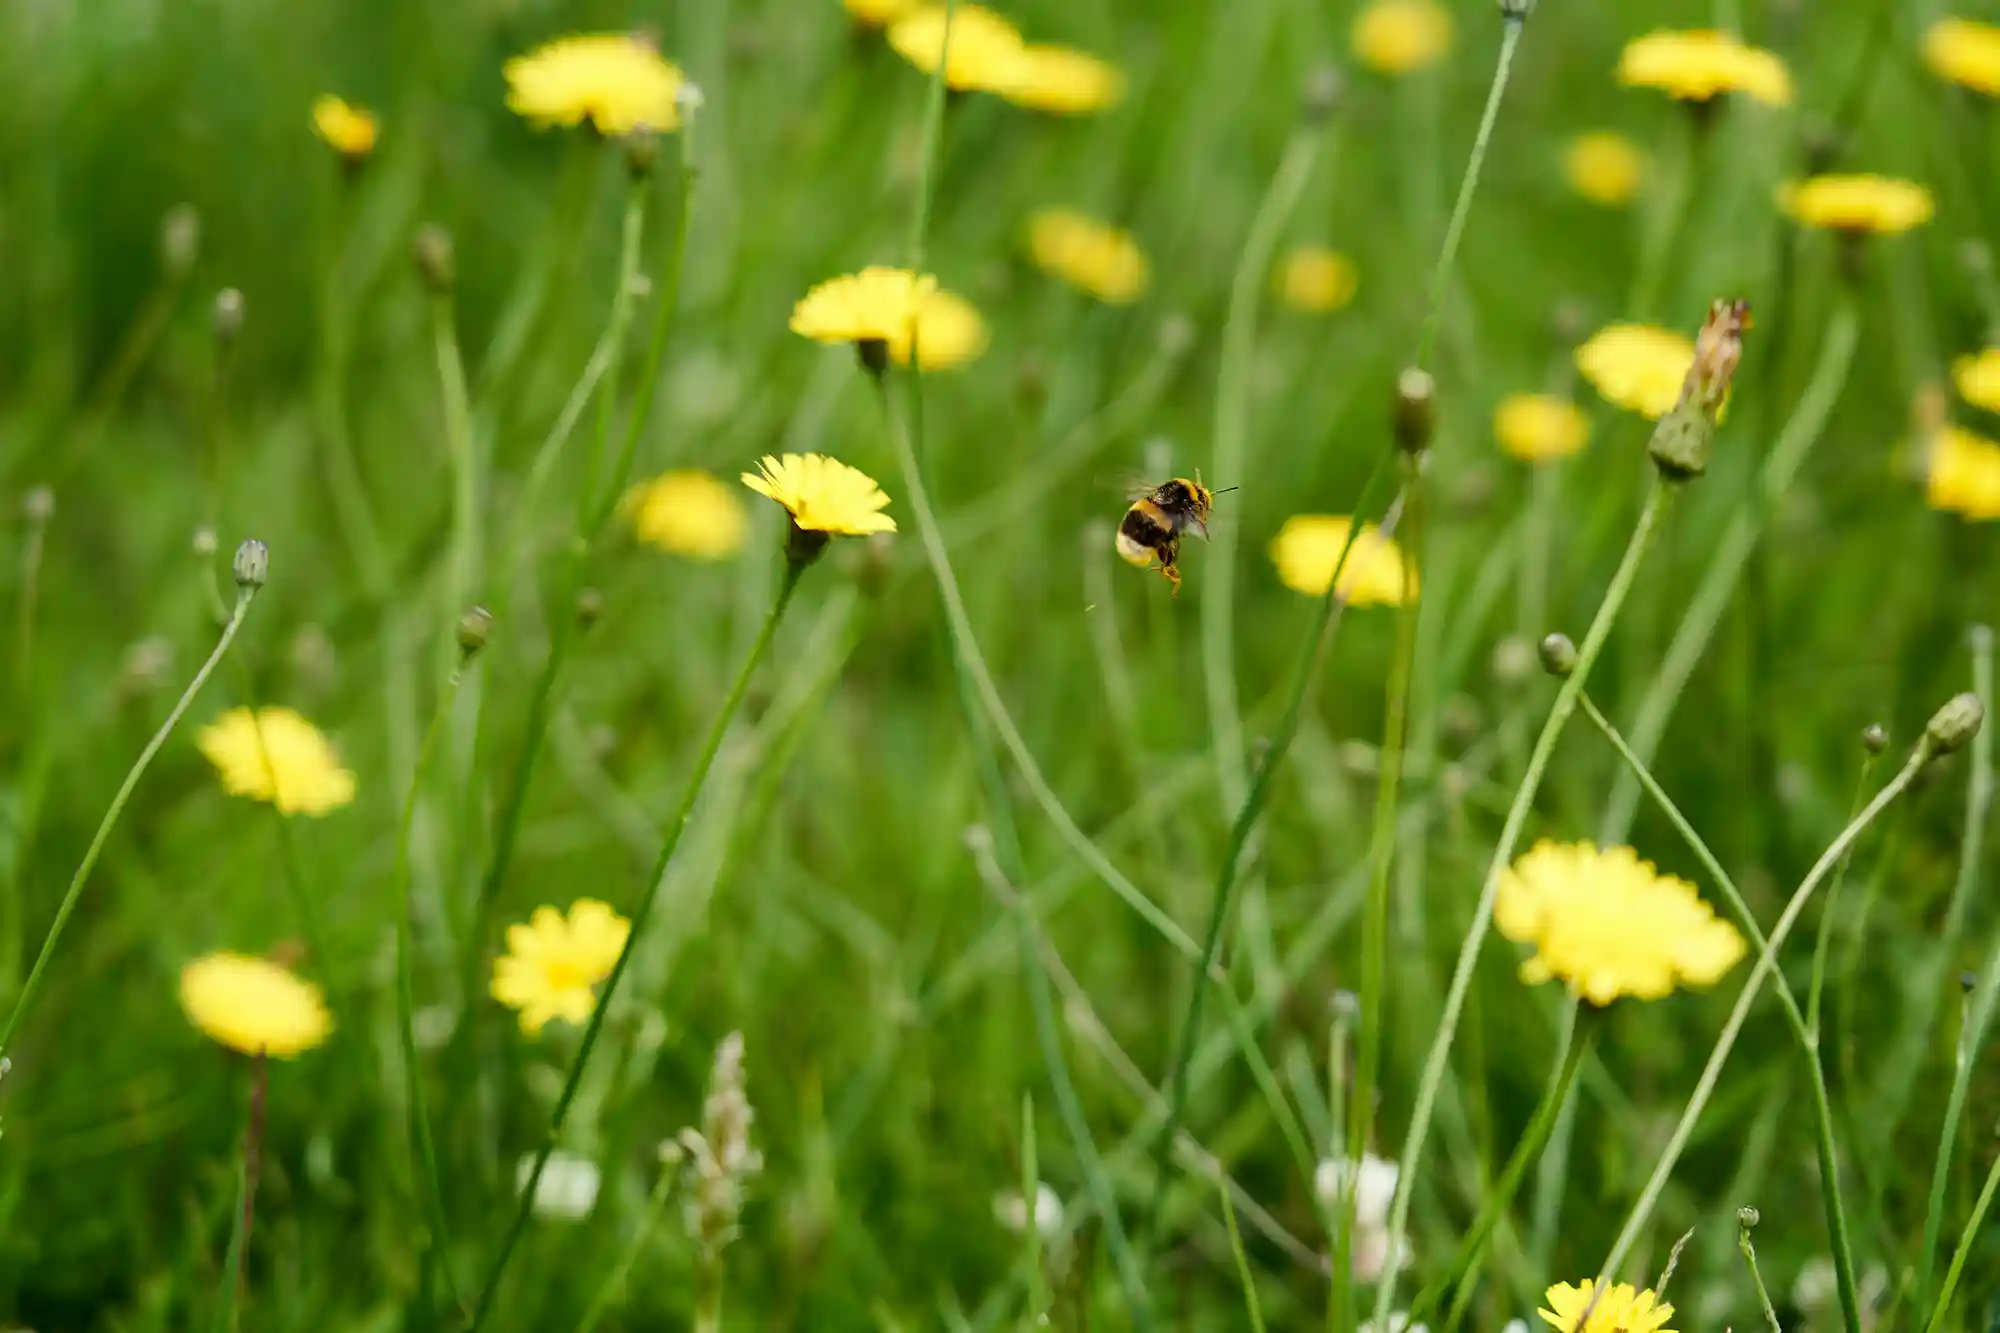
xmin=312 ymin=95 xmax=378 ymax=158
xmin=1954 ymin=347 xmax=2000 ymax=414
xmin=1352 ymin=0 xmax=1452 ymax=75
xmin=1276 ymin=246 xmax=1359 ymax=313
xmin=196 ymin=706 xmax=356 ymax=817
xmin=790 ymin=268 xmax=988 ymax=371
xmin=1027 ymin=209 xmax=1149 ymax=304
xmin=628 ymin=470 xmax=748 ymax=559
xmin=1497 ymin=841 xmax=1746 ymax=1005
xmin=1539 ymin=1280 xmax=1677 ymax=1333
xmin=504 ymin=34 xmax=684 ymax=136
xmin=1617 ymin=29 xmax=1793 ymax=106
xmin=888 ymin=4 xmax=1026 ymax=92
xmin=1927 ymin=425 xmax=2000 ymax=520
xmin=1001 ymin=44 xmax=1126 ymax=114
xmin=1926 ymin=17 xmax=2000 ymax=96
xmin=1495 ymin=393 xmax=1591 ymax=463
xmin=180 ymin=952 xmax=333 ymax=1057
xmin=1269 ymin=516 xmax=1416 ymax=606
xmin=743 ymin=453 xmax=898 ymax=536
xmin=1780 ymin=174 xmax=1935 ymax=235
xmin=845 ymin=0 xmax=921 ymax=26
xmin=1575 ymin=322 xmax=1695 ymax=420
xmin=491 ymin=900 xmax=631 ymax=1036
xmin=1565 ymin=132 xmax=1644 ymax=206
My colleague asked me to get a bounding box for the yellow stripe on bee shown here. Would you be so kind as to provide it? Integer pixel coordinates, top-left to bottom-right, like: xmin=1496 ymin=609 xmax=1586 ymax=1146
xmin=1115 ymin=529 xmax=1156 ymax=566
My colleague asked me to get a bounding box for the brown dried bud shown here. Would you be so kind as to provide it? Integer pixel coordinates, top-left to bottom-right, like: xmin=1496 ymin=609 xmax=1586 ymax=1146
xmin=1394 ymin=368 xmax=1436 ymax=455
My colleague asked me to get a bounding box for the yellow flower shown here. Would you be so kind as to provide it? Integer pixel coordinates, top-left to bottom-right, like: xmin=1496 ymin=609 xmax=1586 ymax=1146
xmin=1026 ymin=209 xmax=1148 ymax=304
xmin=1954 ymin=347 xmax=2000 ymax=414
xmin=1575 ymin=323 xmax=1694 ymax=420
xmin=1617 ymin=29 xmax=1793 ymax=106
xmin=1927 ymin=426 xmax=2000 ymax=520
xmin=888 ymin=4 xmax=1026 ymax=92
xmin=1780 ymin=174 xmax=1934 ymax=235
xmin=1496 ymin=841 xmax=1746 ymax=1005
xmin=1352 ymin=0 xmax=1452 ymax=75
xmin=180 ymin=952 xmax=333 ymax=1057
xmin=504 ymin=34 xmax=684 ymax=136
xmin=1565 ymin=132 xmax=1644 ymax=206
xmin=491 ymin=900 xmax=631 ymax=1036
xmin=1538 ymin=1280 xmax=1677 ymax=1333
xmin=196 ymin=707 xmax=356 ymax=816
xmin=1925 ymin=17 xmax=2000 ymax=96
xmin=1275 ymin=246 xmax=1359 ymax=313
xmin=1495 ymin=394 xmax=1590 ymax=463
xmin=845 ymin=0 xmax=920 ymax=26
xmin=742 ymin=453 xmax=897 ymax=536
xmin=789 ymin=267 xmax=987 ymax=370
xmin=312 ymin=95 xmax=378 ymax=158
xmin=1001 ymin=44 xmax=1125 ymax=114
xmin=628 ymin=470 xmax=748 ymax=559
xmin=1269 ymin=516 xmax=1416 ymax=606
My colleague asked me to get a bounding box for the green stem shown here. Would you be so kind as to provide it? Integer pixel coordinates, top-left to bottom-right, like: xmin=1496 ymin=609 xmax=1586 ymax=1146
xmin=1222 ymin=1181 xmax=1269 ymax=1333
xmin=1923 ymin=1132 xmax=2000 ymax=1333
xmin=462 ymin=560 xmax=805 ymax=1331
xmin=13 ymin=499 xmax=50 ymax=718
xmin=574 ymin=1167 xmax=675 ymax=1333
xmin=211 ymin=1052 xmax=266 ymax=1333
xmin=432 ymin=291 xmax=480 ymax=687
xmin=0 ymin=585 xmax=257 ymax=1057
xmin=1807 ymin=751 xmax=1879 ymax=1039
xmin=1738 ymin=1213 xmax=1783 ymax=1333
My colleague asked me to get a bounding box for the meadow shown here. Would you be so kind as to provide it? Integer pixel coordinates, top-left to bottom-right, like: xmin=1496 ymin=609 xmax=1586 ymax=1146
xmin=3 ymin=0 xmax=2000 ymax=1328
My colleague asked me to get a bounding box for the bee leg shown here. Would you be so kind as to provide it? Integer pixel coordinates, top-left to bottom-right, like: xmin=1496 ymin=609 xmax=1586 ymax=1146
xmin=1162 ymin=562 xmax=1182 ymax=597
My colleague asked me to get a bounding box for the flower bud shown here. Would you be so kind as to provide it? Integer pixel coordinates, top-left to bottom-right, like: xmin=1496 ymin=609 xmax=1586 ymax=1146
xmin=160 ymin=204 xmax=201 ymax=279
xmin=1491 ymin=634 xmax=1536 ymax=688
xmin=576 ymin=587 xmax=605 ymax=629
xmin=1737 ymin=1205 xmax=1760 ymax=1229
xmin=457 ymin=606 xmax=494 ymax=657
xmin=1861 ymin=723 xmax=1889 ymax=754
xmin=213 ymin=288 xmax=245 ymax=347
xmin=1497 ymin=0 xmax=1535 ymax=17
xmin=413 ymin=225 xmax=456 ymax=293
xmin=1157 ymin=314 xmax=1196 ymax=360
xmin=1539 ymin=632 xmax=1578 ymax=678
xmin=1926 ymin=692 xmax=1985 ymax=756
xmin=1394 ymin=368 xmax=1435 ymax=455
xmin=1302 ymin=65 xmax=1343 ymax=123
xmin=1649 ymin=298 xmax=1750 ymax=482
xmin=21 ymin=487 xmax=54 ymax=525
xmin=625 ymin=129 xmax=659 ymax=179
xmin=232 ymin=538 xmax=269 ymax=590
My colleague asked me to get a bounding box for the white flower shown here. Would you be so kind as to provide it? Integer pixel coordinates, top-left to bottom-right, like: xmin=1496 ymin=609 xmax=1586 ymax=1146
xmin=1361 ymin=1315 xmax=1427 ymax=1333
xmin=1315 ymin=1153 xmax=1399 ymax=1228
xmin=993 ymin=1182 xmax=1064 ymax=1240
xmin=517 ymin=1151 xmax=600 ymax=1221
xmin=1502 ymin=1321 xmax=1530 ymax=1333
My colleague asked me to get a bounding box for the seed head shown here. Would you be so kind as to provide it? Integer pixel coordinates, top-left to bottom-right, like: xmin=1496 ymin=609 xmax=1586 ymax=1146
xmin=625 ymin=129 xmax=659 ymax=179
xmin=1861 ymin=723 xmax=1889 ymax=754
xmin=213 ymin=288 xmax=245 ymax=347
xmin=1737 ymin=1204 xmax=1761 ymax=1229
xmin=1394 ymin=368 xmax=1436 ymax=455
xmin=1302 ymin=65 xmax=1343 ymax=123
xmin=1926 ymin=692 xmax=1985 ymax=756
xmin=192 ymin=526 xmax=219 ymax=558
xmin=576 ymin=587 xmax=605 ymax=629
xmin=22 ymin=487 xmax=54 ymax=525
xmin=160 ymin=205 xmax=201 ymax=278
xmin=1649 ymin=298 xmax=1751 ymax=481
xmin=1497 ymin=0 xmax=1536 ymax=18
xmin=413 ymin=225 xmax=456 ymax=293
xmin=232 ymin=539 xmax=269 ymax=591
xmin=1539 ymin=632 xmax=1578 ymax=678
xmin=457 ymin=606 xmax=494 ymax=657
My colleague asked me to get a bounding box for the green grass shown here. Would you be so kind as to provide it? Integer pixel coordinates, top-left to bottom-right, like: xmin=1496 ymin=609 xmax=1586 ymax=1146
xmin=3 ymin=0 xmax=2000 ymax=1328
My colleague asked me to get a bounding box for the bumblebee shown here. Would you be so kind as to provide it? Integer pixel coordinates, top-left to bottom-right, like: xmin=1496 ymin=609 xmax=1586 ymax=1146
xmin=1116 ymin=477 xmax=1234 ymax=595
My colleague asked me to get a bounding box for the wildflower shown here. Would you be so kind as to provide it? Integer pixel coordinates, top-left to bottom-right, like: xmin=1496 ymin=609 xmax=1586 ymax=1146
xmin=1575 ymin=323 xmax=1694 ymax=419
xmin=1617 ymin=30 xmax=1793 ymax=106
xmin=1495 ymin=393 xmax=1590 ymax=463
xmin=180 ymin=952 xmax=333 ymax=1057
xmin=196 ymin=707 xmax=356 ymax=816
xmin=1927 ymin=426 xmax=2000 ymax=519
xmin=1780 ymin=175 xmax=1934 ymax=235
xmin=1270 ymin=516 xmax=1416 ymax=606
xmin=743 ymin=454 xmax=897 ymax=538
xmin=789 ymin=267 xmax=988 ymax=371
xmin=1496 ymin=841 xmax=1746 ymax=1004
xmin=504 ymin=34 xmax=684 ymax=136
xmin=311 ymin=96 xmax=378 ymax=159
xmin=1352 ymin=0 xmax=1451 ymax=75
xmin=887 ymin=4 xmax=1026 ymax=92
xmin=673 ymin=1032 xmax=764 ymax=1261
xmin=1276 ymin=246 xmax=1359 ymax=313
xmin=1565 ymin=132 xmax=1644 ymax=206
xmin=516 ymin=1151 xmax=602 ymax=1220
xmin=1026 ymin=209 xmax=1148 ymax=304
xmin=1537 ymin=1279 xmax=1676 ymax=1333
xmin=1926 ymin=17 xmax=2000 ymax=96
xmin=844 ymin=0 xmax=920 ymax=25
xmin=490 ymin=900 xmax=631 ymax=1036
xmin=1361 ymin=1317 xmax=1428 ymax=1333
xmin=1001 ymin=44 xmax=1125 ymax=114
xmin=993 ymin=1183 xmax=1064 ymax=1239
xmin=1953 ymin=347 xmax=2000 ymax=413
xmin=1315 ymin=1154 xmax=1398 ymax=1228
xmin=628 ymin=470 xmax=749 ymax=559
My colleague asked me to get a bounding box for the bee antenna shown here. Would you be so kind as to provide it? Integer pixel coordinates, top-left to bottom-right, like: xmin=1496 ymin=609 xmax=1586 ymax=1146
xmin=1210 ymin=486 xmax=1239 ymax=496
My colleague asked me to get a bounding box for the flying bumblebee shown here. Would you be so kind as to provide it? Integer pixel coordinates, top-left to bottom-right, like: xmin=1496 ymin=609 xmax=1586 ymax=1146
xmin=1116 ymin=476 xmax=1235 ymax=596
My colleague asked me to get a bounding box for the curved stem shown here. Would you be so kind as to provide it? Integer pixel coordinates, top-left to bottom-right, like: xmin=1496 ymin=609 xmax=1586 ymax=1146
xmin=1923 ymin=1135 xmax=2000 ymax=1333
xmin=431 ymin=292 xmax=479 ymax=686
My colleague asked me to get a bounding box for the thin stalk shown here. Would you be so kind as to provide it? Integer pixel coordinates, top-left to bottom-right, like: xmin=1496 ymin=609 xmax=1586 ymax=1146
xmin=1373 ymin=479 xmax=1674 ymax=1331
xmin=1222 ymin=1182 xmax=1269 ymax=1333
xmin=463 ymin=560 xmax=805 ymax=1331
xmin=1021 ymin=1094 xmax=1051 ymax=1327
xmin=574 ymin=1167 xmax=675 ymax=1333
xmin=13 ymin=495 xmax=51 ymax=715
xmin=1923 ymin=1134 xmax=2000 ymax=1333
xmin=1738 ymin=1212 xmax=1784 ymax=1333
xmin=0 ymin=584 xmax=258 ymax=1057
xmin=212 ymin=1052 xmax=267 ymax=1333
xmin=40 ymin=268 xmax=186 ymax=489
xmin=431 ymin=290 xmax=480 ymax=687
xmin=1808 ymin=749 xmax=1879 ymax=1039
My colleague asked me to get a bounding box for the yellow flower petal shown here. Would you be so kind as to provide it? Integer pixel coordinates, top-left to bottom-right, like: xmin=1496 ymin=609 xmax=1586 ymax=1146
xmin=1352 ymin=0 xmax=1452 ymax=75
xmin=1925 ymin=17 xmax=2000 ymax=96
xmin=1780 ymin=174 xmax=1934 ymax=235
xmin=180 ymin=952 xmax=333 ymax=1057
xmin=1495 ymin=393 xmax=1590 ymax=463
xmin=741 ymin=453 xmax=898 ymax=537
xmin=489 ymin=900 xmax=633 ymax=1037
xmin=1618 ymin=29 xmax=1792 ymax=105
xmin=1275 ymin=246 xmax=1358 ymax=313
xmin=1565 ymin=132 xmax=1644 ymax=207
xmin=789 ymin=267 xmax=987 ymax=370
xmin=195 ymin=707 xmax=356 ymax=817
xmin=1026 ymin=210 xmax=1148 ymax=304
xmin=1953 ymin=347 xmax=2000 ymax=414
xmin=1268 ymin=516 xmax=1416 ymax=606
xmin=628 ymin=470 xmax=748 ymax=560
xmin=504 ymin=34 xmax=683 ymax=136
xmin=887 ymin=5 xmax=1026 ymax=91
xmin=1000 ymin=44 xmax=1125 ymax=114
xmin=312 ymin=95 xmax=378 ymax=157
xmin=1538 ymin=1280 xmax=1677 ymax=1333
xmin=1575 ymin=322 xmax=1694 ymax=420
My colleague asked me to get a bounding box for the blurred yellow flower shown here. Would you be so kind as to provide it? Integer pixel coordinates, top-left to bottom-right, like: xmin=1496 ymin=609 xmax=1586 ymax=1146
xmin=1617 ymin=29 xmax=1793 ymax=106
xmin=1001 ymin=44 xmax=1125 ymax=114
xmin=1495 ymin=394 xmax=1590 ymax=463
xmin=311 ymin=95 xmax=378 ymax=158
xmin=1927 ymin=425 xmax=2000 ymax=520
xmin=1497 ymin=841 xmax=1745 ymax=1005
xmin=504 ymin=34 xmax=684 ymax=136
xmin=1352 ymin=0 xmax=1452 ymax=75
xmin=1780 ymin=174 xmax=1934 ymax=235
xmin=1275 ymin=246 xmax=1359 ymax=313
xmin=628 ymin=470 xmax=748 ymax=559
xmin=1926 ymin=17 xmax=2000 ymax=96
xmin=492 ymin=900 xmax=630 ymax=1036
xmin=1269 ymin=516 xmax=1415 ymax=606
xmin=1954 ymin=347 xmax=2000 ymax=413
xmin=790 ymin=267 xmax=988 ymax=370
xmin=1565 ymin=132 xmax=1644 ymax=206
xmin=1026 ymin=209 xmax=1148 ymax=304
xmin=743 ymin=453 xmax=898 ymax=536
xmin=197 ymin=707 xmax=356 ymax=816
xmin=1575 ymin=322 xmax=1694 ymax=419
xmin=1539 ymin=1280 xmax=1677 ymax=1333
xmin=844 ymin=0 xmax=920 ymax=26
xmin=180 ymin=952 xmax=333 ymax=1057
xmin=888 ymin=4 xmax=1026 ymax=91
